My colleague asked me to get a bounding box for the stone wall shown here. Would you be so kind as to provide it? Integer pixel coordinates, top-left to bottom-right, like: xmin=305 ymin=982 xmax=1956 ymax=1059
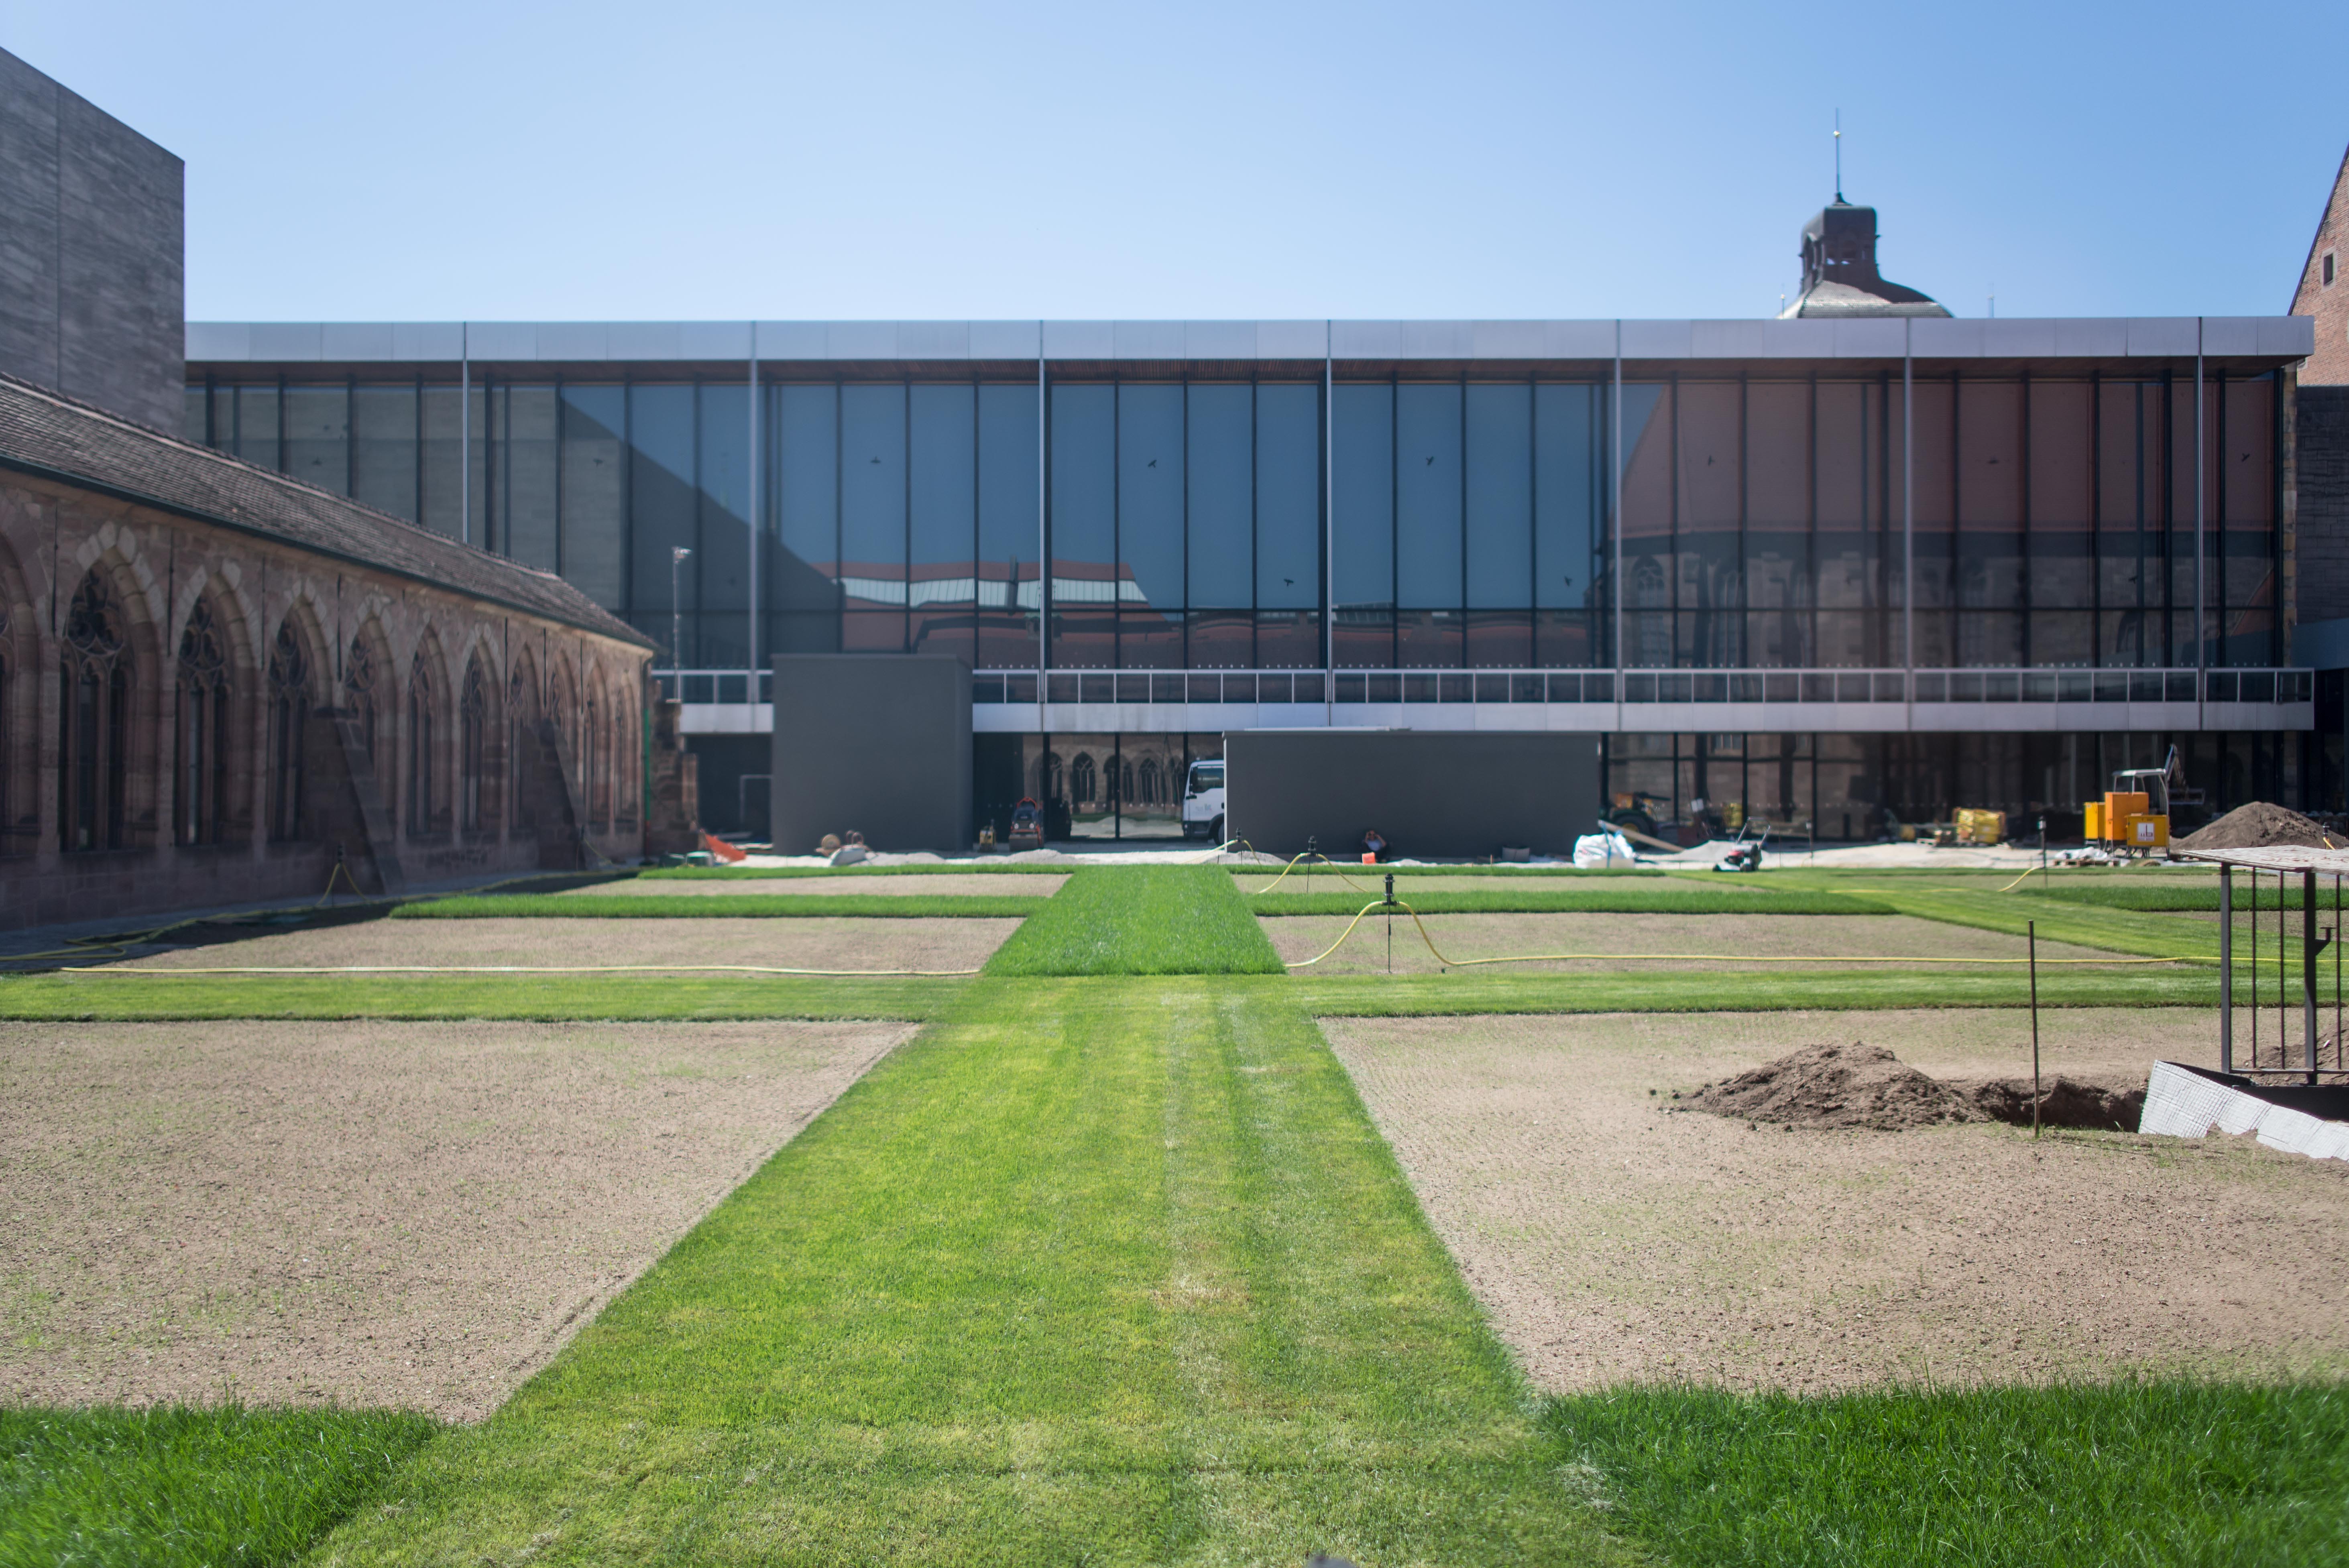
xmin=0 ymin=470 xmax=649 ymax=931
xmin=0 ymin=48 xmax=184 ymax=432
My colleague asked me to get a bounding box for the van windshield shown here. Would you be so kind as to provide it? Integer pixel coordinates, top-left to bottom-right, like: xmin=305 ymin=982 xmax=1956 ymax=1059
xmin=1189 ymin=764 xmax=1223 ymax=791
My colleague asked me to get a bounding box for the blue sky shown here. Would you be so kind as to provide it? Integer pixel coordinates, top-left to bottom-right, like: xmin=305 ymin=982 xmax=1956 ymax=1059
xmin=10 ymin=1 xmax=2347 ymax=323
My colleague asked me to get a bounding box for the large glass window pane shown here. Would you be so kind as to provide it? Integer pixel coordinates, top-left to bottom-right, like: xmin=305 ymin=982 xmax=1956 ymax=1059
xmin=421 ymin=384 xmax=484 ymax=542
xmin=1957 ymin=380 xmax=2024 ymax=616
xmin=1465 ymin=383 xmax=1531 ymax=609
xmin=1256 ymin=609 xmax=1319 ymax=669
xmin=1118 ymin=384 xmax=1184 ymax=621
xmin=1534 ymin=383 xmax=1598 ymax=613
xmin=1397 ymin=608 xmax=1462 ymax=667
xmin=1186 ymin=610 xmax=1250 ymax=669
xmin=352 ymin=384 xmax=419 ymax=524
xmin=2026 ymin=381 xmax=2093 ymax=659
xmin=978 ymin=383 xmax=1040 ymax=641
xmin=910 ymin=384 xmax=977 ymax=663
xmin=235 ymin=384 xmax=279 ymax=472
xmin=1618 ymin=383 xmax=1672 ymax=665
xmin=2221 ymin=375 xmax=2278 ymax=665
xmin=698 ymin=384 xmax=752 ymax=668
xmin=1332 ymin=383 xmax=1393 ymax=612
xmin=495 ymin=385 xmax=560 ymax=571
xmin=1186 ymin=384 xmax=1251 ymax=608
xmin=558 ymin=386 xmax=625 ymax=611
xmin=1119 ymin=606 xmax=1181 ymax=668
xmin=1396 ymin=384 xmax=1463 ymax=609
xmin=1909 ymin=378 xmax=1956 ymax=614
xmin=772 ymin=384 xmax=840 ymax=624
xmin=1256 ymin=382 xmax=1319 ymax=612
xmin=1675 ymin=381 xmax=1742 ymax=666
xmin=183 ymin=386 xmax=209 ymax=445
xmin=1050 ymin=381 xmax=1115 ymax=594
xmin=840 ymin=384 xmax=907 ymax=654
xmin=285 ymin=384 xmax=348 ymax=496
xmin=627 ymin=384 xmax=697 ymax=659
xmin=1744 ymin=382 xmax=1811 ymax=666
xmin=1814 ymin=378 xmax=1886 ymax=667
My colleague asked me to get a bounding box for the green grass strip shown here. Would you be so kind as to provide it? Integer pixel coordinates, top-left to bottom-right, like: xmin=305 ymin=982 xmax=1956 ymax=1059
xmin=2008 ymin=882 xmax=2329 ymax=913
xmin=1251 ymin=888 xmax=1887 ymax=917
xmin=985 ymin=865 xmax=1285 ymax=975
xmin=1872 ymin=889 xmax=2231 ymax=961
xmin=1545 ymin=1381 xmax=2349 ymax=1568
xmin=1291 ymin=864 xmax=1667 ymax=878
xmin=393 ymin=894 xmax=1047 ymax=919
xmin=0 ymin=973 xmax=965 ymax=1022
xmin=0 ymin=1405 xmax=440 ymax=1568
xmin=303 ymin=977 xmax=1638 ymax=1565
xmin=1289 ymin=966 xmax=2227 ymax=1016
xmin=639 ymin=863 xmax=1056 ymax=879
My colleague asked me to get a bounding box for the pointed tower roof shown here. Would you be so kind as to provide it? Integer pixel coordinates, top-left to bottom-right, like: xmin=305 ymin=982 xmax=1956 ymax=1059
xmin=1778 ymin=200 xmax=1949 ymax=319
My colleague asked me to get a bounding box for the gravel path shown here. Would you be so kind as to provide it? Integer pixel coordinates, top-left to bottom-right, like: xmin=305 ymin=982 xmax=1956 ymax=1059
xmin=113 ymin=917 xmax=1020 ymax=973
xmin=0 ymin=1019 xmax=914 ymax=1420
xmin=1325 ymin=1009 xmax=2349 ymax=1392
xmin=1264 ymin=912 xmax=2120 ymax=974
xmin=560 ymin=874 xmax=1068 ymax=898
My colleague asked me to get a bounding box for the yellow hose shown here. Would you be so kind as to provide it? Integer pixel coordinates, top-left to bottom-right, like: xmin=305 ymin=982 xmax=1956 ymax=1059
xmin=1281 ymin=899 xmax=2197 ymax=971
xmin=1241 ymin=850 xmax=1383 ymax=897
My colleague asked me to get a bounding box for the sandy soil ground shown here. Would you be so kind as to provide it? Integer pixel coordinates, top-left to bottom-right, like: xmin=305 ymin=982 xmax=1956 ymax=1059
xmin=562 ymin=874 xmax=1067 ymax=898
xmin=1324 ymin=1008 xmax=2349 ymax=1391
xmin=110 ymin=917 xmax=1020 ymax=973
xmin=0 ymin=1019 xmax=914 ymax=1419
xmin=1264 ymin=912 xmax=2120 ymax=975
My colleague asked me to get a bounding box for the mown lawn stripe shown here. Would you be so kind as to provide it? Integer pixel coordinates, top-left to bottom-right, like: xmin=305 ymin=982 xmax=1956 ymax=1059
xmin=1547 ymin=1382 xmax=2349 ymax=1568
xmin=0 ymin=972 xmax=964 ymax=1021
xmin=0 ymin=1405 xmax=440 ymax=1568
xmin=300 ymin=977 xmax=1638 ymax=1565
xmin=985 ymin=866 xmax=1286 ymax=976
xmin=1250 ymin=889 xmax=1886 ymax=916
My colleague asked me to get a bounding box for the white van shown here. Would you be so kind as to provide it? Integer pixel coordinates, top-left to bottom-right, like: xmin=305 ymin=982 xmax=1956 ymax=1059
xmin=1181 ymin=759 xmax=1225 ymax=843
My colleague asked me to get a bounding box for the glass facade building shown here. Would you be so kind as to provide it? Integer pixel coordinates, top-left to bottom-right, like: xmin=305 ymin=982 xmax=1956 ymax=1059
xmin=184 ymin=315 xmax=2327 ymax=838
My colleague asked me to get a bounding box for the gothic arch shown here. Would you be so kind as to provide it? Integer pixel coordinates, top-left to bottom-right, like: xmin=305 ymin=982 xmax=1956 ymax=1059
xmin=0 ymin=534 xmax=33 ymax=853
xmin=57 ymin=554 xmax=162 ymax=852
xmin=265 ymin=602 xmax=329 ymax=843
xmin=342 ymin=616 xmax=393 ymax=769
xmin=458 ymin=646 xmax=502 ymax=835
xmin=405 ymin=626 xmax=454 ymax=836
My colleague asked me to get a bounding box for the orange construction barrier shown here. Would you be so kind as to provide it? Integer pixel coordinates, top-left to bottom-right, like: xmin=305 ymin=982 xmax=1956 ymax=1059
xmin=702 ymin=831 xmax=748 ymax=863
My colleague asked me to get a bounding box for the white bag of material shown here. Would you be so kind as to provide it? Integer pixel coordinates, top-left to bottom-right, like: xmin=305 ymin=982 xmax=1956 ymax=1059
xmin=1573 ymin=830 xmax=1635 ymax=868
xmin=828 ymin=844 xmax=870 ymax=866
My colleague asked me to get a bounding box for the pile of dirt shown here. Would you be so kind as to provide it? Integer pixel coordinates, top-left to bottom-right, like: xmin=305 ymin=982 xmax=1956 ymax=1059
xmin=1681 ymin=1042 xmax=1986 ymax=1131
xmin=2176 ymin=801 xmax=2335 ymax=852
xmin=1959 ymin=1075 xmax=2145 ymax=1131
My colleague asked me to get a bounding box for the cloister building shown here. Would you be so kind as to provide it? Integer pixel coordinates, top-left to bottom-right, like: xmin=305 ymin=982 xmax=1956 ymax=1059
xmin=0 ymin=372 xmax=653 ymax=931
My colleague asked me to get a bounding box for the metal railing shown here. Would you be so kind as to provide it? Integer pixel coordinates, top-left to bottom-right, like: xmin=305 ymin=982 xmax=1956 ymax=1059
xmin=653 ymin=666 xmax=2314 ymax=708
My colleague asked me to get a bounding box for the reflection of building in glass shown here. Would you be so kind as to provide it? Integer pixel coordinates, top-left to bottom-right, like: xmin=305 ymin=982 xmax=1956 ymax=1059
xmin=183 ymin=197 xmax=2331 ymax=837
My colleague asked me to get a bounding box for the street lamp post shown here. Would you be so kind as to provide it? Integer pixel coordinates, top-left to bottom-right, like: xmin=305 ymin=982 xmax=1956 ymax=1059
xmin=670 ymin=546 xmax=692 ymax=697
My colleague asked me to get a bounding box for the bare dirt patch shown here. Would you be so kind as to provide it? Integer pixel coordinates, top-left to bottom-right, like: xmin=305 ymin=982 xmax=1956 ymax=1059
xmin=2176 ymin=801 xmax=2335 ymax=851
xmin=0 ymin=1018 xmax=912 ymax=1420
xmin=1263 ymin=912 xmax=2118 ymax=975
xmin=562 ymin=874 xmax=1068 ymax=898
xmin=1324 ymin=1008 xmax=2349 ymax=1392
xmin=112 ymin=916 xmax=1019 ymax=973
